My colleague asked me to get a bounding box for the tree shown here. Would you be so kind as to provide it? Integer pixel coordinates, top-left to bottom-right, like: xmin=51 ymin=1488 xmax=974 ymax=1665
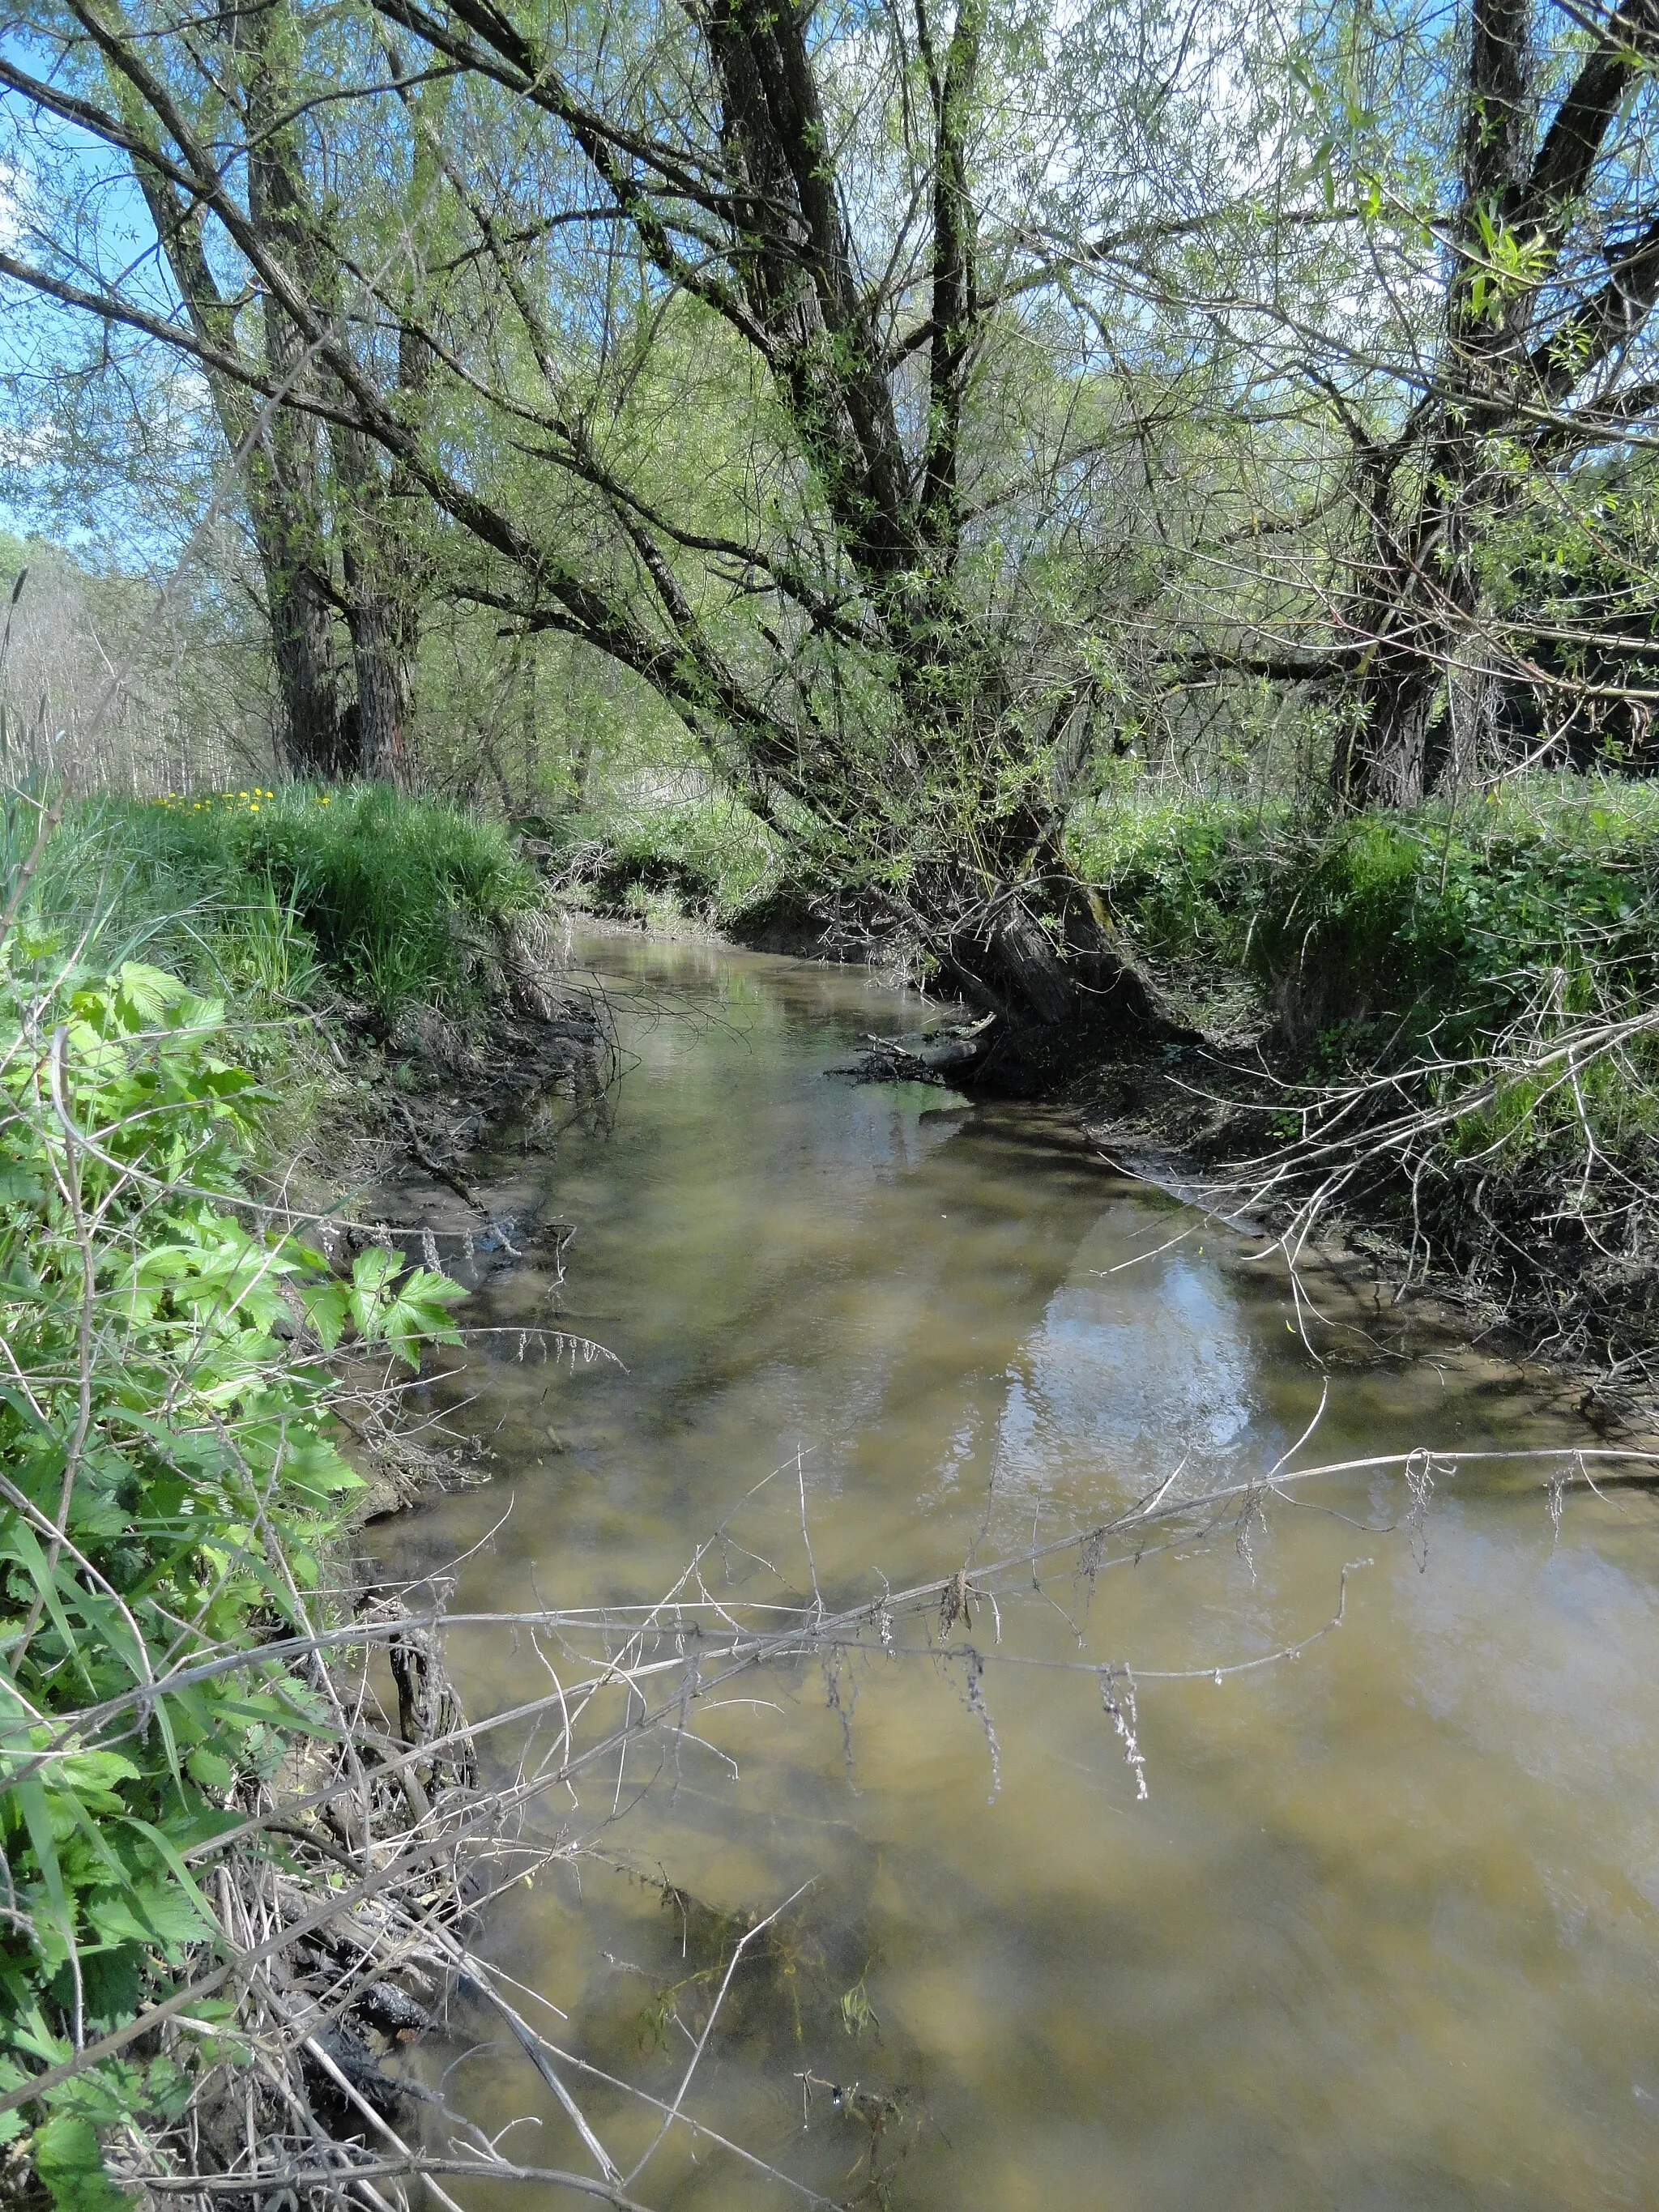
xmin=1121 ymin=0 xmax=1659 ymax=808
xmin=0 ymin=0 xmax=441 ymax=777
xmin=2 ymin=0 xmax=1255 ymax=1042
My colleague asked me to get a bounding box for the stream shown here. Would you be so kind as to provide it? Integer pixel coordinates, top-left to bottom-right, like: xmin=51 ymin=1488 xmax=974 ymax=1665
xmin=373 ymin=928 xmax=1659 ymax=2211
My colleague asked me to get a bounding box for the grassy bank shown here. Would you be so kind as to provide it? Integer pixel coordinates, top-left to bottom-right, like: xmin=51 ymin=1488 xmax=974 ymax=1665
xmin=1071 ymin=778 xmax=1659 ymax=1051
xmin=529 ymin=784 xmax=789 ymax=937
xmin=0 ymin=786 xmax=556 ymax=2205
xmin=1070 ymin=776 xmax=1659 ymax=1376
xmin=15 ymin=784 xmax=538 ymax=1027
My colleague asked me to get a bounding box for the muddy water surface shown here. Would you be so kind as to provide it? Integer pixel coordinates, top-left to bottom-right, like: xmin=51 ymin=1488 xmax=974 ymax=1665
xmin=375 ymin=931 xmax=1659 ymax=2211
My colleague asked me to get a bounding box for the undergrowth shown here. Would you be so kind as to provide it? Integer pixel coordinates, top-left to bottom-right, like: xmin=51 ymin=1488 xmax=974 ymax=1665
xmin=1072 ymin=775 xmax=1659 ymax=1363
xmin=0 ymin=929 xmax=464 ymax=2205
xmin=538 ymin=788 xmax=778 ymax=929
xmin=1073 ymin=776 xmax=1659 ymax=1061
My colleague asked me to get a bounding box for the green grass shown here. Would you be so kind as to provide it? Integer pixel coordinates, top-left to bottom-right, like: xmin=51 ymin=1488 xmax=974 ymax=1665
xmin=1072 ymin=778 xmax=1659 ymax=1322
xmin=1067 ymin=793 xmax=1291 ymax=971
xmin=2 ymin=783 xmax=537 ymax=1027
xmin=542 ymin=789 xmax=778 ymax=926
xmin=1070 ymin=775 xmax=1659 ymax=1063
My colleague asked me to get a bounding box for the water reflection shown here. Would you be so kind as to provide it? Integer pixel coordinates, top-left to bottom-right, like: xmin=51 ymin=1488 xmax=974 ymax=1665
xmin=373 ymin=931 xmax=1659 ymax=2212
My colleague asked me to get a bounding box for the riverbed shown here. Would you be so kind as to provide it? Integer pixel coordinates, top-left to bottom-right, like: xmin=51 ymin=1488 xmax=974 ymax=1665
xmin=373 ymin=928 xmax=1659 ymax=2210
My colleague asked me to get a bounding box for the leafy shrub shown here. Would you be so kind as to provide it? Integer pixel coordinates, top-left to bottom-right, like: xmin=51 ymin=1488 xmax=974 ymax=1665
xmin=1248 ymin=784 xmax=1659 ymax=1059
xmin=0 ymin=932 xmax=463 ymax=2201
xmin=1071 ymin=778 xmax=1659 ymax=1064
xmin=548 ymin=792 xmax=776 ymax=922
xmin=1067 ymin=795 xmax=1290 ymax=969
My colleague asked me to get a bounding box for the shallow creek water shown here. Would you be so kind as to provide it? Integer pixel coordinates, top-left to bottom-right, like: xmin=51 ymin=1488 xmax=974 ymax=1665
xmin=372 ymin=930 xmax=1659 ymax=2211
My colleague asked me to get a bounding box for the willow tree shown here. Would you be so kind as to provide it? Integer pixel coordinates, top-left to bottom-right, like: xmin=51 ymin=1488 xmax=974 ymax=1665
xmin=1129 ymin=0 xmax=1659 ymax=808
xmin=1343 ymin=0 xmax=1659 ymax=803
xmin=353 ymin=0 xmax=1234 ymax=1036
xmin=0 ymin=0 xmax=1250 ymax=1041
xmin=0 ymin=0 xmax=449 ymax=778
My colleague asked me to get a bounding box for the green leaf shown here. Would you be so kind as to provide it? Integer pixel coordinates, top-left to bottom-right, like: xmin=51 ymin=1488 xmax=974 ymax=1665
xmin=299 ymin=1280 xmax=348 ymax=1350
xmin=184 ymin=1745 xmax=234 ymax=1792
xmin=116 ymin=1818 xmax=218 ymax=1947
xmin=12 ymin=1773 xmax=70 ymax=1929
xmin=31 ymin=2113 xmax=130 ymax=2212
xmin=114 ymin=963 xmax=190 ymax=1024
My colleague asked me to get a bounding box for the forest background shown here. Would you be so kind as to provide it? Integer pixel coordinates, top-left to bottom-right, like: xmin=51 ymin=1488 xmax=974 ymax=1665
xmin=5 ymin=0 xmax=1659 ymax=1337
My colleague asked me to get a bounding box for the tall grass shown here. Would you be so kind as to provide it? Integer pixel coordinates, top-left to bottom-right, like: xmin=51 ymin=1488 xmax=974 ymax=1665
xmin=1071 ymin=775 xmax=1659 ymax=1059
xmin=2 ymin=784 xmax=537 ymax=1026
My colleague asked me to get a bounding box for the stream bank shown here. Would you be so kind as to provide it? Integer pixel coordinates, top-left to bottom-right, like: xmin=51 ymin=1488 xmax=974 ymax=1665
xmin=531 ymin=775 xmax=1659 ymax=1413
xmin=0 ymin=793 xmax=614 ymax=2210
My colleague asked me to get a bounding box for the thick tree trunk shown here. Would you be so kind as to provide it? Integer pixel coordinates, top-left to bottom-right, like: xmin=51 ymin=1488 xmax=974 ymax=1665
xmin=1335 ymin=455 xmax=1488 ymax=812
xmin=333 ymin=419 xmax=421 ymax=784
xmin=263 ymin=538 xmax=344 ymax=777
xmin=1334 ymin=647 xmax=1438 ymax=810
xmin=117 ymin=117 xmax=348 ymax=779
xmin=240 ymin=0 xmax=363 ymax=778
xmin=924 ymin=879 xmax=1174 ymax=1088
xmin=1434 ymin=652 xmax=1498 ymax=793
xmin=342 ymin=548 xmax=413 ymax=783
xmin=903 ymin=800 xmax=1173 ymax=1072
xmin=948 ymin=887 xmax=1162 ymax=1025
xmin=250 ymin=411 xmax=350 ymax=776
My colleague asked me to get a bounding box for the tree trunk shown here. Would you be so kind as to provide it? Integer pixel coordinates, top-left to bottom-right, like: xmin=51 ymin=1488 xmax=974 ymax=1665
xmin=1335 ymin=646 xmax=1437 ymax=810
xmin=902 ymin=799 xmax=1173 ymax=1073
xmin=343 ymin=573 xmax=412 ymax=782
xmin=331 ymin=417 xmax=422 ymax=784
xmin=264 ymin=540 xmax=344 ymax=777
xmin=114 ymin=94 xmax=348 ymax=780
xmin=241 ymin=0 xmax=359 ymax=777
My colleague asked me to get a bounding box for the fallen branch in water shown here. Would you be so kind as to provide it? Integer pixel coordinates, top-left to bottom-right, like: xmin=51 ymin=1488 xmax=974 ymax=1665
xmin=828 ymin=1012 xmax=997 ymax=1084
xmin=390 ymin=1093 xmax=488 ymax=1213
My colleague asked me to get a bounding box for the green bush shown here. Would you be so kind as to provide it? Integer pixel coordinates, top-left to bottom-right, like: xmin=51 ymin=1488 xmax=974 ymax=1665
xmin=1248 ymin=783 xmax=1659 ymax=1059
xmin=0 ymin=931 xmax=464 ymax=2201
xmin=548 ymin=791 xmax=777 ymax=923
xmin=1067 ymin=795 xmax=1290 ymax=969
xmin=1070 ymin=778 xmax=1659 ymax=1063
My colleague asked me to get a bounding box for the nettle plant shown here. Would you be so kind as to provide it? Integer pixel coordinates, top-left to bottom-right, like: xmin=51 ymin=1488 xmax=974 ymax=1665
xmin=0 ymin=940 xmax=463 ymax=2201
